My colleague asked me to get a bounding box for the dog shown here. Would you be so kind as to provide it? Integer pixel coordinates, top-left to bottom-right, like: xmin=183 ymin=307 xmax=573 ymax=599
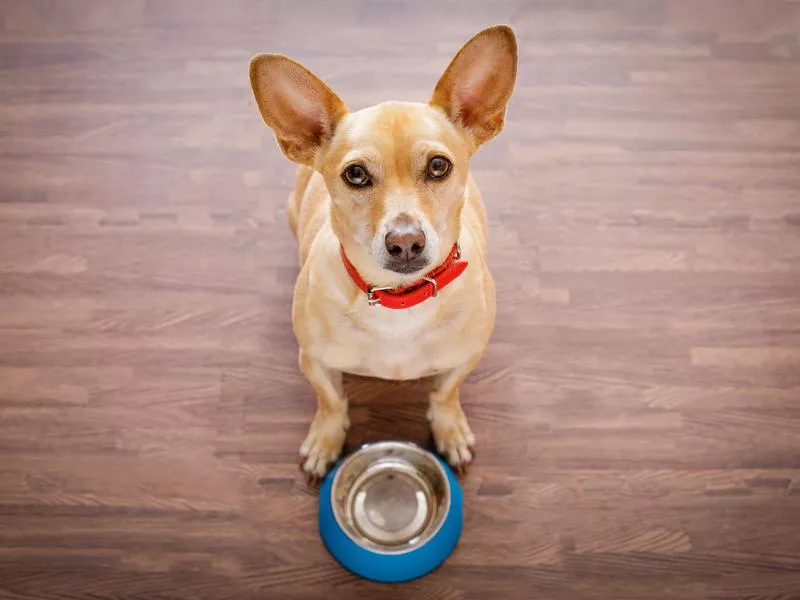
xmin=249 ymin=25 xmax=517 ymax=478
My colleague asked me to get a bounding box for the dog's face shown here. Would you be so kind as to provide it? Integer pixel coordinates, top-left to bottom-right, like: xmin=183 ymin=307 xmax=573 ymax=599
xmin=320 ymin=103 xmax=470 ymax=275
xmin=250 ymin=26 xmax=517 ymax=278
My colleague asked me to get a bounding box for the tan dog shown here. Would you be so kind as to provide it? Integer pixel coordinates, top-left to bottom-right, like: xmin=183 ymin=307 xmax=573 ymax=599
xmin=250 ymin=25 xmax=517 ymax=478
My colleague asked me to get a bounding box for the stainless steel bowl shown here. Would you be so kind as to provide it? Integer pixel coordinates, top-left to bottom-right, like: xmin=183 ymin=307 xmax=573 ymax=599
xmin=330 ymin=441 xmax=451 ymax=554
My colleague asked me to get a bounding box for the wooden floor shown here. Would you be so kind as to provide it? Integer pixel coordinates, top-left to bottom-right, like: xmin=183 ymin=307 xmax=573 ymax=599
xmin=2 ymin=1 xmax=800 ymax=598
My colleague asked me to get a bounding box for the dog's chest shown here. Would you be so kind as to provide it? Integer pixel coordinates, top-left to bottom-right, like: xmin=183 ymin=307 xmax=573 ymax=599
xmin=313 ymin=299 xmax=481 ymax=380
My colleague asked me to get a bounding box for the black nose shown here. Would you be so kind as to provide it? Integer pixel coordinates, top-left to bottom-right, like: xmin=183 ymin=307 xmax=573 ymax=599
xmin=385 ymin=225 xmax=426 ymax=261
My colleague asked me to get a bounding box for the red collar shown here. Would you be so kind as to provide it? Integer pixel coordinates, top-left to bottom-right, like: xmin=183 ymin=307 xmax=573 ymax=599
xmin=340 ymin=243 xmax=468 ymax=309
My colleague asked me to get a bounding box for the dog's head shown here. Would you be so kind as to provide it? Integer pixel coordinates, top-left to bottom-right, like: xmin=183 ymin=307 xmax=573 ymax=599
xmin=250 ymin=26 xmax=517 ymax=282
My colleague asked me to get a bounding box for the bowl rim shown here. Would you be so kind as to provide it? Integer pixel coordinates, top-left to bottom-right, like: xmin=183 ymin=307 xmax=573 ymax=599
xmin=328 ymin=440 xmax=453 ymax=555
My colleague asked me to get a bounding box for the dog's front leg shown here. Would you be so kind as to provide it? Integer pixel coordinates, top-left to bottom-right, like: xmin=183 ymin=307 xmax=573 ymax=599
xmin=428 ymin=356 xmax=480 ymax=474
xmin=298 ymin=350 xmax=349 ymax=479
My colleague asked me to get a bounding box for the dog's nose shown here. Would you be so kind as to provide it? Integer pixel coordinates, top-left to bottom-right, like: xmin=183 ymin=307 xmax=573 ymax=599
xmin=385 ymin=218 xmax=426 ymax=261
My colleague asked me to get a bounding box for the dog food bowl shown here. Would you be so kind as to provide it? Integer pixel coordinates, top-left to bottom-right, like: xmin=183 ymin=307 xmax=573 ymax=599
xmin=319 ymin=441 xmax=462 ymax=583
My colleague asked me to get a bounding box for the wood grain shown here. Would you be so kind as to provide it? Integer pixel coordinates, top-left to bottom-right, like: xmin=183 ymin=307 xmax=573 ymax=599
xmin=1 ymin=1 xmax=800 ymax=598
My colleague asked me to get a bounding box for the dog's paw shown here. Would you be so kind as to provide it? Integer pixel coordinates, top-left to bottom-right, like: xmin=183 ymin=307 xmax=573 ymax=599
xmin=428 ymin=403 xmax=476 ymax=476
xmin=299 ymin=410 xmax=348 ymax=481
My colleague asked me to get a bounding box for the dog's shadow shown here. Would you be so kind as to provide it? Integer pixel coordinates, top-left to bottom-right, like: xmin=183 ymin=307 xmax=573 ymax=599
xmin=341 ymin=374 xmax=436 ymax=454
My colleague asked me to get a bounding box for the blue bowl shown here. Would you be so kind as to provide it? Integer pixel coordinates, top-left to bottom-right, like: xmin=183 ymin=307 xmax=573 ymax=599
xmin=319 ymin=441 xmax=462 ymax=583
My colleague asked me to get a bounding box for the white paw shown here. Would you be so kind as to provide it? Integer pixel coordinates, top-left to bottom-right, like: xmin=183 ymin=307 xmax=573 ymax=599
xmin=299 ymin=410 xmax=349 ymax=479
xmin=428 ymin=403 xmax=475 ymax=474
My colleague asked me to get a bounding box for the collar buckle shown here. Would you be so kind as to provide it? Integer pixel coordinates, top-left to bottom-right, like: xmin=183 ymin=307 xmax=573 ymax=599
xmin=367 ymin=286 xmax=392 ymax=306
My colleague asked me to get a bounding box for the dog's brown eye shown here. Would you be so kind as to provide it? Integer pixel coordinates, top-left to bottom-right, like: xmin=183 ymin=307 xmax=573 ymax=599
xmin=427 ymin=156 xmax=452 ymax=180
xmin=342 ymin=164 xmax=371 ymax=188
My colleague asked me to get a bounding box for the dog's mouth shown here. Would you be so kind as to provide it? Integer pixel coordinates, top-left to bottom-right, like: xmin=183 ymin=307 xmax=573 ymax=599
xmin=383 ymin=256 xmax=430 ymax=275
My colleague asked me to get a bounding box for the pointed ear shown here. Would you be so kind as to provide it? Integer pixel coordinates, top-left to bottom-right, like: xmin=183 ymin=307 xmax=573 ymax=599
xmin=430 ymin=25 xmax=517 ymax=147
xmin=249 ymin=54 xmax=348 ymax=165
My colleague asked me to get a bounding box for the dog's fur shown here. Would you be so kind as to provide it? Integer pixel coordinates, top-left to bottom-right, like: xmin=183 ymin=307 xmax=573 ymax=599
xmin=249 ymin=26 xmax=517 ymax=477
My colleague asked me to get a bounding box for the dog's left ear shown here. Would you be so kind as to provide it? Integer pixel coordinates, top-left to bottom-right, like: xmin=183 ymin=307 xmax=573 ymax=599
xmin=430 ymin=25 xmax=517 ymax=147
xmin=250 ymin=54 xmax=348 ymax=165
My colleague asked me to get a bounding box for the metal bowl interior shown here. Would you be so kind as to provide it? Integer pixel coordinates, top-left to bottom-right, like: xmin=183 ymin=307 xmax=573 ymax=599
xmin=330 ymin=441 xmax=451 ymax=554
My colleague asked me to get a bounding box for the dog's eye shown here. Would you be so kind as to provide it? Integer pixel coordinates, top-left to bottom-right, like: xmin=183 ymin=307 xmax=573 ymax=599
xmin=427 ymin=156 xmax=452 ymax=180
xmin=342 ymin=164 xmax=371 ymax=188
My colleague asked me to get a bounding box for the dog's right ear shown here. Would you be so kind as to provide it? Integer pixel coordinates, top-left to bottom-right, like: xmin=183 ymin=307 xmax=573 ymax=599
xmin=431 ymin=25 xmax=517 ymax=148
xmin=249 ymin=54 xmax=348 ymax=165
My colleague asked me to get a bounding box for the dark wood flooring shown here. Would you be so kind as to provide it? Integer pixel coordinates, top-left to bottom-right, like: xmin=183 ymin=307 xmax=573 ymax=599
xmin=1 ymin=1 xmax=800 ymax=598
